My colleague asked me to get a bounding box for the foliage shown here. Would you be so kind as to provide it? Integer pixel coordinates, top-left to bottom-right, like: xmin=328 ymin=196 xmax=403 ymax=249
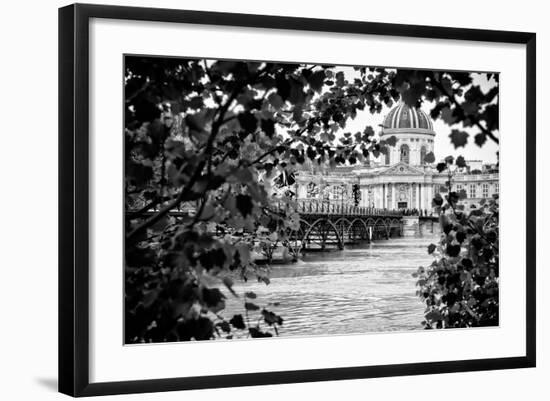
xmin=124 ymin=58 xmax=400 ymax=342
xmin=413 ymin=158 xmax=499 ymax=328
xmin=392 ymin=69 xmax=499 ymax=148
xmin=124 ymin=56 xmax=498 ymax=342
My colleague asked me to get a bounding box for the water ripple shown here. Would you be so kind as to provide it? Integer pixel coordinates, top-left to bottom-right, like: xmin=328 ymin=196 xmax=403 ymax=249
xmin=223 ymin=234 xmax=438 ymax=337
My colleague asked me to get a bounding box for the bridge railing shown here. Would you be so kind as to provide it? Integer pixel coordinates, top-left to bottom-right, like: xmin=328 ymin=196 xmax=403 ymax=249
xmin=274 ymin=199 xmax=402 ymax=217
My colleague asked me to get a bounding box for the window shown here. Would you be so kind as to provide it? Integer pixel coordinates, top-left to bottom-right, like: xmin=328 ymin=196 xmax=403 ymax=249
xmin=469 ymin=183 xmax=476 ymax=198
xmin=482 ymin=183 xmax=489 ymax=198
xmin=385 ymin=150 xmax=390 ymax=165
xmin=494 ymin=182 xmax=499 ymax=194
xmin=420 ymin=146 xmax=427 ymax=165
xmin=456 ymin=184 xmax=463 ymax=193
xmin=400 ymin=144 xmax=410 ymax=164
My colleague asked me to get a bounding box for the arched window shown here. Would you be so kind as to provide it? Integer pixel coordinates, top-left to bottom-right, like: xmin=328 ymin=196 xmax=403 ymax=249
xmin=385 ymin=150 xmax=390 ymax=165
xmin=420 ymin=146 xmax=427 ymax=165
xmin=400 ymin=144 xmax=410 ymax=164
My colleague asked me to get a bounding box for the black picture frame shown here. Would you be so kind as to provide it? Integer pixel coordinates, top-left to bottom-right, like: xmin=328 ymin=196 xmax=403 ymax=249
xmin=59 ymin=3 xmax=536 ymax=397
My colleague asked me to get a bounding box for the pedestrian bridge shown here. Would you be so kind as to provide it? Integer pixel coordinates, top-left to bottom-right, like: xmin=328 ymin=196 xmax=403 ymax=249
xmin=277 ymin=200 xmax=404 ymax=256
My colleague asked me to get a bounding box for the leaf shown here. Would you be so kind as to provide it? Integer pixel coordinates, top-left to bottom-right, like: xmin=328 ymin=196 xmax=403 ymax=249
xmin=436 ymin=162 xmax=447 ymax=173
xmin=432 ymin=193 xmax=443 ymax=206
xmin=244 ymin=302 xmax=260 ymax=311
xmin=276 ymin=74 xmax=291 ymax=100
xmin=202 ymin=287 xmax=225 ymax=307
xmin=202 ymin=287 xmax=226 ymax=313
xmin=229 ymin=314 xmax=246 ymax=330
xmin=177 ymin=316 xmax=214 ymax=341
xmin=249 ymin=327 xmax=273 ymax=338
xmin=424 ymin=151 xmax=435 ymax=164
xmin=236 ymin=243 xmax=251 ymax=266
xmin=231 ymin=168 xmax=254 ymax=184
xmin=197 ymin=247 xmax=227 ymax=270
xmin=428 ymin=243 xmax=437 ymax=254
xmin=425 ymin=310 xmax=442 ymax=322
xmin=474 ymin=132 xmax=487 ymax=147
xmin=185 ymin=112 xmax=206 ymax=132
xmin=244 ymin=291 xmax=257 ymax=299
xmin=222 ymin=276 xmax=237 ymax=297
xmin=206 ymin=175 xmax=226 ymax=190
xmin=258 ymin=275 xmax=271 ymax=285
xmin=455 ymin=155 xmax=467 ymax=168
xmin=235 ymin=194 xmax=254 ymax=217
xmin=385 ymin=135 xmax=397 ymax=147
xmin=261 ymin=309 xmax=283 ymax=326
xmin=440 ymin=107 xmax=457 ymax=124
xmin=470 ymin=209 xmax=483 ymax=217
xmin=288 ymin=79 xmax=305 ymax=105
xmin=446 ymin=244 xmax=461 ymax=257
xmin=335 ymin=71 xmax=345 ymax=87
xmin=449 ymin=130 xmax=469 ymax=148
xmin=238 ymin=112 xmax=258 ymax=133
xmin=261 ymin=119 xmax=275 ymax=138
xmin=448 ymin=191 xmax=460 ymax=205
xmin=217 ymin=321 xmax=231 ymax=333
xmin=141 ymin=288 xmax=159 ymax=308
xmin=268 ymin=93 xmax=285 ymax=109
xmin=307 ymin=70 xmax=326 ymax=92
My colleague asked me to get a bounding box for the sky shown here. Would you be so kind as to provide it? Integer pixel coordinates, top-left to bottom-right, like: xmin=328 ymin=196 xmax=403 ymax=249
xmin=337 ymin=68 xmax=499 ymax=164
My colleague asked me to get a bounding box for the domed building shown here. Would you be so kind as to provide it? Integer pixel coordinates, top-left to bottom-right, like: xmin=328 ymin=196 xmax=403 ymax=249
xmin=294 ymin=102 xmax=499 ymax=214
xmin=354 ymin=102 xmax=438 ymax=212
xmin=380 ymin=103 xmax=435 ymax=166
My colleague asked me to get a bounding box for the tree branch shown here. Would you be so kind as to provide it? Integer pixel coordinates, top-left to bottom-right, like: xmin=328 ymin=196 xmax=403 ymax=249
xmin=432 ymin=78 xmax=499 ymax=144
xmin=126 ymin=76 xmax=251 ymax=242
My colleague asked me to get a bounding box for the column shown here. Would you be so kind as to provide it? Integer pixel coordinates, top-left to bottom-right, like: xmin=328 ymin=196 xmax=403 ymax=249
xmin=426 ymin=184 xmax=433 ymax=213
xmin=424 ymin=183 xmax=429 ymax=210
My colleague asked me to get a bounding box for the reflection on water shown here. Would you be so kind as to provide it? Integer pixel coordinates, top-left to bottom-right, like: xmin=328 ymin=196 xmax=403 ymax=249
xmin=224 ymin=230 xmax=440 ymax=337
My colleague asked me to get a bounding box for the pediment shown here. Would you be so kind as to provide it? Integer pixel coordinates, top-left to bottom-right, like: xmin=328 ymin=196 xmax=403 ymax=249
xmin=380 ymin=162 xmax=425 ymax=176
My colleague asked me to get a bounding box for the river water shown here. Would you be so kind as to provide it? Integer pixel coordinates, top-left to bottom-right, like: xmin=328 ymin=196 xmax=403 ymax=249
xmin=224 ymin=230 xmax=440 ymax=337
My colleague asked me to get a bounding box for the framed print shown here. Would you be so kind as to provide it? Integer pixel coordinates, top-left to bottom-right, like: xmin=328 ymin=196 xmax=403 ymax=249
xmin=58 ymin=3 xmax=536 ymax=397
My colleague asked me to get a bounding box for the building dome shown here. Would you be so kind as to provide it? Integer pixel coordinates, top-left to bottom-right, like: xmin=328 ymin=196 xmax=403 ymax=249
xmin=382 ymin=103 xmax=434 ymax=134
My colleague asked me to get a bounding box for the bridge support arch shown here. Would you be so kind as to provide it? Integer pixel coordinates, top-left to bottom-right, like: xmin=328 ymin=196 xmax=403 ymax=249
xmin=296 ymin=210 xmax=402 ymax=251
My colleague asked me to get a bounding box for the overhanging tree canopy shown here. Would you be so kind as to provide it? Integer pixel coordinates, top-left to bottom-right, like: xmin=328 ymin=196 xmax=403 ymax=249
xmin=124 ymin=57 xmax=499 ymax=342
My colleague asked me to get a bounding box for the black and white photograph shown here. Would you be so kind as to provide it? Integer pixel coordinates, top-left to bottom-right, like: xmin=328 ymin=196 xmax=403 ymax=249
xmin=0 ymin=0 xmax=543 ymax=399
xmin=124 ymin=56 xmax=500 ymax=343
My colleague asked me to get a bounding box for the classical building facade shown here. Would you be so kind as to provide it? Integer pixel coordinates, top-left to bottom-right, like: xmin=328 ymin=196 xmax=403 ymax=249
xmin=294 ymin=103 xmax=499 ymax=213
